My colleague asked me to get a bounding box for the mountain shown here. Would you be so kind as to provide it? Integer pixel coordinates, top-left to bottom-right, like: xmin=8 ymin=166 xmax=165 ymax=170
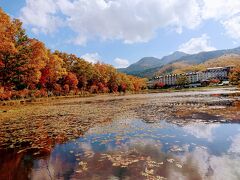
xmin=167 ymin=54 xmax=240 ymax=75
xmin=174 ymin=46 xmax=240 ymax=64
xmin=118 ymin=46 xmax=240 ymax=78
xmin=118 ymin=57 xmax=161 ymax=74
xmin=161 ymin=51 xmax=188 ymax=64
xmin=118 ymin=51 xmax=187 ymax=77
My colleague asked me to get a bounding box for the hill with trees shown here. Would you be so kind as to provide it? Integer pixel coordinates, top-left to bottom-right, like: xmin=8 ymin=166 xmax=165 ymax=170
xmin=155 ymin=54 xmax=240 ymax=76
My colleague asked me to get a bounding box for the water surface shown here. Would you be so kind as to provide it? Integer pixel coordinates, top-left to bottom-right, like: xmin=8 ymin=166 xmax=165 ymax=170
xmin=3 ymin=118 xmax=240 ymax=180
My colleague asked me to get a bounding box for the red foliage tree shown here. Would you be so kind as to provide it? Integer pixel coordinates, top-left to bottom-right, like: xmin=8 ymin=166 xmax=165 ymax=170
xmin=64 ymin=72 xmax=78 ymax=91
xmin=154 ymin=82 xmax=165 ymax=89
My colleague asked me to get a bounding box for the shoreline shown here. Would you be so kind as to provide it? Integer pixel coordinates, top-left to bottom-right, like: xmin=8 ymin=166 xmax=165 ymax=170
xmin=0 ymin=85 xmax=238 ymax=107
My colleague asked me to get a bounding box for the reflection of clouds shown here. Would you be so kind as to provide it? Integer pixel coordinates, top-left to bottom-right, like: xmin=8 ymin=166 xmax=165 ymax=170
xmin=105 ymin=136 xmax=162 ymax=153
xmin=181 ymin=148 xmax=240 ymax=180
xmin=126 ymin=137 xmax=163 ymax=154
xmin=168 ymin=171 xmax=187 ymax=180
xmin=29 ymin=119 xmax=240 ymax=179
xmin=183 ymin=123 xmax=220 ymax=141
xmin=229 ymin=133 xmax=240 ymax=154
xmin=30 ymin=142 xmax=96 ymax=180
xmin=30 ymin=136 xmax=240 ymax=180
xmin=31 ymin=155 xmax=73 ymax=180
xmin=87 ymin=119 xmax=163 ymax=136
xmin=79 ymin=142 xmax=93 ymax=152
xmin=210 ymin=155 xmax=240 ymax=180
xmin=182 ymin=147 xmax=210 ymax=176
xmin=87 ymin=119 xmax=139 ymax=135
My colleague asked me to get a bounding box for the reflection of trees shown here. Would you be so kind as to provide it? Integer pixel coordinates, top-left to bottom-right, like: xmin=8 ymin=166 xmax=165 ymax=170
xmin=30 ymin=154 xmax=76 ymax=180
xmin=0 ymin=150 xmax=33 ymax=180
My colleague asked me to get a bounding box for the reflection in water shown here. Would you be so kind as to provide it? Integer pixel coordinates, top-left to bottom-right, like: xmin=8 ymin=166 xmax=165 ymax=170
xmin=182 ymin=123 xmax=220 ymax=142
xmin=1 ymin=119 xmax=240 ymax=180
xmin=0 ymin=150 xmax=30 ymax=180
xmin=229 ymin=133 xmax=240 ymax=153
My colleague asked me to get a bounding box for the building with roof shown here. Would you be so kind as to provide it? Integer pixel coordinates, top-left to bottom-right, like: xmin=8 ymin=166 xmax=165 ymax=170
xmin=150 ymin=66 xmax=233 ymax=87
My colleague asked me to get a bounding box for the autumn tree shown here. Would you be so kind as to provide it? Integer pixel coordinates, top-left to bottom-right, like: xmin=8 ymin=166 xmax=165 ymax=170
xmin=72 ymin=58 xmax=95 ymax=90
xmin=53 ymin=51 xmax=78 ymax=71
xmin=39 ymin=52 xmax=67 ymax=91
xmin=64 ymin=72 xmax=78 ymax=91
xmin=154 ymin=82 xmax=165 ymax=89
xmin=0 ymin=8 xmax=17 ymax=88
xmin=229 ymin=66 xmax=240 ymax=85
xmin=14 ymin=21 xmax=48 ymax=90
xmin=0 ymin=10 xmax=48 ymax=90
xmin=176 ymin=75 xmax=189 ymax=87
xmin=210 ymin=78 xmax=220 ymax=85
xmin=106 ymin=66 xmax=120 ymax=92
xmin=0 ymin=8 xmax=147 ymax=99
xmin=117 ymin=73 xmax=132 ymax=92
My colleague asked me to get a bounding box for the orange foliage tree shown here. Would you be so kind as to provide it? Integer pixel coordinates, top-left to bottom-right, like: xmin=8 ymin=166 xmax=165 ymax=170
xmin=0 ymin=8 xmax=18 ymax=88
xmin=0 ymin=8 xmax=146 ymax=100
xmin=229 ymin=66 xmax=240 ymax=85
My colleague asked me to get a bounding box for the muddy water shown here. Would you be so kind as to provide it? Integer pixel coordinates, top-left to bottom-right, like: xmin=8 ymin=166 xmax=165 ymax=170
xmin=2 ymin=119 xmax=240 ymax=180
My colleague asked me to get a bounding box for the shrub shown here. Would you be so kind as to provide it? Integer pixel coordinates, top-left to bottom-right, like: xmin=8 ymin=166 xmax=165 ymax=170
xmin=89 ymin=85 xmax=98 ymax=94
xmin=102 ymin=87 xmax=109 ymax=93
xmin=12 ymin=89 xmax=30 ymax=99
xmin=53 ymin=84 xmax=62 ymax=96
xmin=210 ymin=78 xmax=220 ymax=84
xmin=63 ymin=84 xmax=70 ymax=94
xmin=154 ymin=82 xmax=165 ymax=89
xmin=0 ymin=90 xmax=12 ymax=101
xmin=40 ymin=89 xmax=48 ymax=97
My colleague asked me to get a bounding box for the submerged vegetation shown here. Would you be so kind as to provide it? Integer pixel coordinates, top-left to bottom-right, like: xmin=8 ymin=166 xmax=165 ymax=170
xmin=0 ymin=88 xmax=240 ymax=179
xmin=0 ymin=8 xmax=146 ymax=101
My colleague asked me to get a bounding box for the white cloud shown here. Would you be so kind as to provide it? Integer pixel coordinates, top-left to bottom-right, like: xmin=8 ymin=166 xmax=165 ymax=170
xmin=201 ymin=0 xmax=240 ymax=20
xmin=114 ymin=58 xmax=130 ymax=68
xmin=19 ymin=0 xmax=240 ymax=44
xmin=222 ymin=15 xmax=240 ymax=40
xmin=20 ymin=0 xmax=202 ymax=44
xmin=201 ymin=0 xmax=240 ymax=41
xmin=178 ymin=34 xmax=216 ymax=54
xmin=81 ymin=53 xmax=101 ymax=63
xmin=58 ymin=0 xmax=202 ymax=45
xmin=20 ymin=0 xmax=63 ymax=34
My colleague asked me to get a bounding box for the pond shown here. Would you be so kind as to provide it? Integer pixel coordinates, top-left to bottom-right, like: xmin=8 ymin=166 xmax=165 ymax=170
xmin=2 ymin=118 xmax=240 ymax=180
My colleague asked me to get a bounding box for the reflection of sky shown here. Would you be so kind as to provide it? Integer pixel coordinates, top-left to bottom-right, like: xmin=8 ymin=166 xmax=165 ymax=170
xmin=30 ymin=120 xmax=240 ymax=179
xmin=183 ymin=123 xmax=220 ymax=142
xmin=229 ymin=132 xmax=240 ymax=154
xmin=53 ymin=120 xmax=240 ymax=156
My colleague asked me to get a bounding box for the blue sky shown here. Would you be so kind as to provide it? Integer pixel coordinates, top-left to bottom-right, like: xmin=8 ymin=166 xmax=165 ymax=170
xmin=0 ymin=0 xmax=240 ymax=68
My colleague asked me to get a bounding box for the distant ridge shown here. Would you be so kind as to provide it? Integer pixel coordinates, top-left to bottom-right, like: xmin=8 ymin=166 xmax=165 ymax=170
xmin=174 ymin=46 xmax=240 ymax=64
xmin=118 ymin=51 xmax=187 ymax=77
xmin=118 ymin=46 xmax=240 ymax=78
